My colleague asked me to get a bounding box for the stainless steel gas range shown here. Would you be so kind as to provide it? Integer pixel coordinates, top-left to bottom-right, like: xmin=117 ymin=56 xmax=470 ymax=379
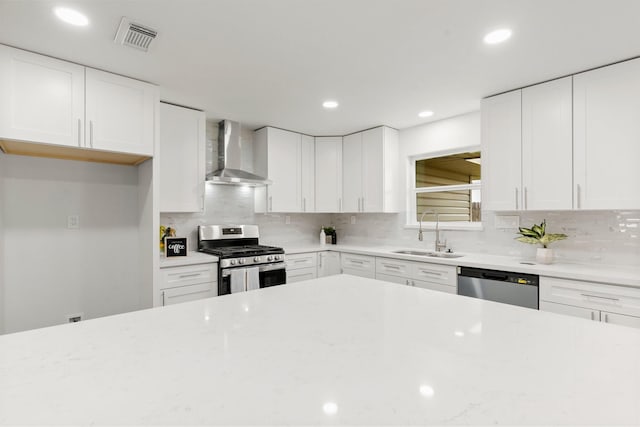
xmin=197 ymin=225 xmax=286 ymax=296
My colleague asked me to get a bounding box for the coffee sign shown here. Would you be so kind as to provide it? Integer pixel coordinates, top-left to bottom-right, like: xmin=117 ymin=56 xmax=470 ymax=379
xmin=165 ymin=237 xmax=187 ymax=257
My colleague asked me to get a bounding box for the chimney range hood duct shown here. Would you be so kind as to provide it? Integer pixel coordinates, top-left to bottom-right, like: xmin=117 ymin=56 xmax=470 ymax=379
xmin=206 ymin=120 xmax=271 ymax=186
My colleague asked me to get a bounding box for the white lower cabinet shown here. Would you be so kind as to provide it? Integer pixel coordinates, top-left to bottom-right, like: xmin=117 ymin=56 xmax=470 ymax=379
xmin=540 ymin=276 xmax=640 ymax=328
xmin=158 ymin=263 xmax=217 ymax=307
xmin=341 ymin=253 xmax=376 ymax=279
xmin=286 ymin=252 xmax=318 ymax=284
xmin=318 ymin=251 xmax=341 ymax=277
xmin=375 ymin=257 xmax=457 ymax=294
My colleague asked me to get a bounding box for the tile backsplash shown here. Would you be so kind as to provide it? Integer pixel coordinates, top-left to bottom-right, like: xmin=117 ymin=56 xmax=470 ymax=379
xmin=332 ymin=210 xmax=640 ymax=266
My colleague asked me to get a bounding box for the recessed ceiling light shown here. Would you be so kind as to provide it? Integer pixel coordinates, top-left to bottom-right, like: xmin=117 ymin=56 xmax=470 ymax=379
xmin=322 ymin=100 xmax=339 ymax=109
xmin=418 ymin=111 xmax=434 ymax=118
xmin=483 ymin=28 xmax=512 ymax=45
xmin=54 ymin=7 xmax=89 ymax=27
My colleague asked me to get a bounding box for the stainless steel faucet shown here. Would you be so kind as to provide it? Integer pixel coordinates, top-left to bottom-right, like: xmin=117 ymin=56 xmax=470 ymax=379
xmin=418 ymin=210 xmax=447 ymax=252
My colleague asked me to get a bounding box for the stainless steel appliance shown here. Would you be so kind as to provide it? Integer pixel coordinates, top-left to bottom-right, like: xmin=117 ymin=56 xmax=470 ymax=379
xmin=457 ymin=267 xmax=539 ymax=309
xmin=198 ymin=225 xmax=285 ymax=295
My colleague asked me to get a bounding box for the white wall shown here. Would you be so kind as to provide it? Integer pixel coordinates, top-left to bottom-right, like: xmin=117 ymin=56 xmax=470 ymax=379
xmin=333 ymin=112 xmax=640 ymax=266
xmin=0 ymin=151 xmax=5 ymax=334
xmin=2 ymin=154 xmax=143 ymax=333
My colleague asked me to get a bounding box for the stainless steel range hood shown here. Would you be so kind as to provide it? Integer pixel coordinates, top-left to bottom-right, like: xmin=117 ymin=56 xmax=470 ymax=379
xmin=206 ymin=120 xmax=271 ymax=186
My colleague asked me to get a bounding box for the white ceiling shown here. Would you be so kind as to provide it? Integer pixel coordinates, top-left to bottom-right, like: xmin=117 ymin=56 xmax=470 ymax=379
xmin=1 ymin=0 xmax=639 ymax=135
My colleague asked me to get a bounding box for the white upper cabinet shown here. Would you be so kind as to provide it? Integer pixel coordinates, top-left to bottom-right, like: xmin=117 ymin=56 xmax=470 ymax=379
xmin=574 ymin=58 xmax=640 ymax=210
xmin=315 ymin=136 xmax=343 ymax=212
xmin=342 ymin=132 xmax=363 ymax=212
xmin=159 ymin=103 xmax=205 ymax=213
xmin=0 ymin=44 xmax=84 ymax=147
xmin=254 ymin=127 xmax=303 ymax=213
xmin=85 ymin=68 xmax=156 ymax=156
xmin=342 ymin=126 xmax=398 ymax=213
xmin=300 ymin=134 xmax=315 ymax=212
xmin=522 ymin=77 xmax=573 ymax=210
xmin=481 ymin=90 xmax=522 ymax=211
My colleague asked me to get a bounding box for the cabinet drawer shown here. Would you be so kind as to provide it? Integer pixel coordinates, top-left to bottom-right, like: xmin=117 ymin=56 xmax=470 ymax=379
xmin=412 ymin=263 xmax=456 ymax=286
xmin=540 ymin=277 xmax=640 ymax=318
xmin=161 ymin=282 xmax=216 ymax=306
xmin=376 ymin=273 xmax=411 ymax=286
xmin=376 ymin=257 xmax=413 ymax=278
xmin=160 ymin=263 xmax=217 ymax=290
xmin=601 ymin=311 xmax=640 ymax=329
xmin=540 ymin=300 xmax=599 ymax=321
xmin=411 ymin=279 xmax=456 ymax=294
xmin=287 ymin=267 xmax=318 ymax=284
xmin=286 ymin=252 xmax=317 ymax=270
xmin=341 ymin=253 xmax=375 ymax=272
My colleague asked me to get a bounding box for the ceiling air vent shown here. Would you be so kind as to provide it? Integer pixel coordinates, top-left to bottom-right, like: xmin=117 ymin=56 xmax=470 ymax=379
xmin=114 ymin=17 xmax=157 ymax=52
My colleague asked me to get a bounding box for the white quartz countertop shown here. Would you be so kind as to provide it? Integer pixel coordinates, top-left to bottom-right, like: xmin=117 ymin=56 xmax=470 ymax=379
xmin=159 ymin=251 xmax=218 ymax=268
xmin=285 ymin=244 xmax=640 ymax=288
xmin=1 ymin=275 xmax=640 ymax=425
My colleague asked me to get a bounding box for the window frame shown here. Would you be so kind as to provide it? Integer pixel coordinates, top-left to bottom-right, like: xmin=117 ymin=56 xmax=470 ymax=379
xmin=405 ymin=145 xmax=483 ymax=231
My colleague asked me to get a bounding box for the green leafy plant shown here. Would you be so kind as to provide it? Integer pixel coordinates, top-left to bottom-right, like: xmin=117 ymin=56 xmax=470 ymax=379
xmin=516 ymin=220 xmax=567 ymax=248
xmin=323 ymin=226 xmax=335 ymax=234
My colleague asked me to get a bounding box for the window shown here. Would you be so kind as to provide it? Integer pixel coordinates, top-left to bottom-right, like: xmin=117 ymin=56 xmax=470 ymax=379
xmin=409 ymin=149 xmax=481 ymax=227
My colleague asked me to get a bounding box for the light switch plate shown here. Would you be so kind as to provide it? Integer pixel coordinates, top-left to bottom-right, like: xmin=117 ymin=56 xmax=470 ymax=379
xmin=495 ymin=215 xmax=519 ymax=229
xmin=67 ymin=215 xmax=80 ymax=229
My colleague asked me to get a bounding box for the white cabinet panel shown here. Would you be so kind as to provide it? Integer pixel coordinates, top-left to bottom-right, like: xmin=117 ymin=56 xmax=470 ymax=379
xmin=540 ymin=300 xmax=599 ymax=321
xmin=315 ymin=137 xmax=343 ymax=212
xmin=85 ymin=68 xmax=156 ymax=156
xmin=376 ymin=273 xmax=410 ymax=286
xmin=286 ymin=252 xmax=317 ymax=270
xmin=162 ymin=282 xmax=216 ymax=306
xmin=522 ymin=77 xmax=573 ymax=210
xmin=341 ymin=253 xmax=375 ymax=279
xmin=287 ymin=267 xmax=317 ymax=284
xmin=482 ymin=90 xmax=522 ymax=211
xmin=376 ymin=257 xmax=413 ymax=278
xmin=601 ymin=311 xmax=640 ymax=328
xmin=0 ymin=44 xmax=84 ymax=147
xmin=342 ymin=132 xmax=362 ymax=212
xmin=301 ymin=134 xmax=315 ymax=212
xmin=361 ymin=127 xmax=384 ymax=212
xmin=411 ymin=263 xmax=457 ymax=287
xmin=411 ymin=279 xmax=456 ymax=294
xmin=159 ymin=103 xmax=205 ymax=212
xmin=317 ymin=252 xmax=341 ymax=277
xmin=160 ymin=263 xmax=217 ymax=290
xmin=574 ymin=57 xmax=640 ymax=209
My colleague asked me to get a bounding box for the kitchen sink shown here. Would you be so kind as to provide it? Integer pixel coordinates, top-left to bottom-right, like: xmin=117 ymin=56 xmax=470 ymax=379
xmin=392 ymin=250 xmax=464 ymax=259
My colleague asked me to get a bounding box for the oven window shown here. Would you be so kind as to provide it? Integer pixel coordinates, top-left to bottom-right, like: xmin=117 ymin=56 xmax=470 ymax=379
xmin=260 ymin=268 xmax=287 ymax=287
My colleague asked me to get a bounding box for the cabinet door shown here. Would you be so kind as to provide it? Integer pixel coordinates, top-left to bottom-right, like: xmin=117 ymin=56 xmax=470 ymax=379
xmin=341 ymin=253 xmax=375 ymax=278
xmin=601 ymin=311 xmax=640 ymax=329
xmin=161 ymin=282 xmax=216 ymax=306
xmin=411 ymin=279 xmax=456 ymax=294
xmin=317 ymin=252 xmax=341 ymax=277
xmin=481 ymin=90 xmax=522 ymax=210
xmin=266 ymin=128 xmax=301 ymax=212
xmin=0 ymin=44 xmax=84 ymax=147
xmin=342 ymin=132 xmax=362 ymax=212
xmin=315 ymin=137 xmax=343 ymax=212
xmin=159 ymin=103 xmax=205 ymax=212
xmin=540 ymin=300 xmax=600 ymax=321
xmin=376 ymin=257 xmax=413 ymax=278
xmin=411 ymin=263 xmax=457 ymax=287
xmin=287 ymin=267 xmax=317 ymax=284
xmin=361 ymin=127 xmax=384 ymax=212
xmin=285 ymin=252 xmax=317 ymax=270
xmin=574 ymin=58 xmax=640 ymax=209
xmin=85 ymin=68 xmax=156 ymax=156
xmin=522 ymin=77 xmax=573 ymax=210
xmin=300 ymin=134 xmax=315 ymax=212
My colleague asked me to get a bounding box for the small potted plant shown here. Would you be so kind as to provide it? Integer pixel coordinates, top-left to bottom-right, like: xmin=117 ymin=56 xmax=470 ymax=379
xmin=516 ymin=220 xmax=567 ymax=264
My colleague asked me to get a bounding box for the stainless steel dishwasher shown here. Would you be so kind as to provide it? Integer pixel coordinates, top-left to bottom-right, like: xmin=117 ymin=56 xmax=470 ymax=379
xmin=457 ymin=267 xmax=539 ymax=309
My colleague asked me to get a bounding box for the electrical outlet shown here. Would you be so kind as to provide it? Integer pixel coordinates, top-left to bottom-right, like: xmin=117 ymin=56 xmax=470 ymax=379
xmin=67 ymin=215 xmax=80 ymax=229
xmin=495 ymin=215 xmax=520 ymax=229
xmin=350 ymin=216 xmax=356 ymax=224
xmin=66 ymin=313 xmax=83 ymax=323
xmin=285 ymin=216 xmax=291 ymax=225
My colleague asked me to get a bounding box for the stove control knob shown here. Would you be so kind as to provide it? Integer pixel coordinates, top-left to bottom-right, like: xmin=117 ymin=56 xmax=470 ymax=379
xmin=239 ymin=259 xmax=246 ymax=265
xmin=230 ymin=260 xmax=236 ymax=266
xmin=267 ymin=256 xmax=274 ymax=262
xmin=254 ymin=257 xmax=260 ymax=262
xmin=274 ymin=255 xmax=281 ymax=261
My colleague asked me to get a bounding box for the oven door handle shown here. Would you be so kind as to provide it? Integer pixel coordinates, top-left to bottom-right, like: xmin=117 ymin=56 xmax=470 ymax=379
xmin=259 ymin=262 xmax=286 ymax=272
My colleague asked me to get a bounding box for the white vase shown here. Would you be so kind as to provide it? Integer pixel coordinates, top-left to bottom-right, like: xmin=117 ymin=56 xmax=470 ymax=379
xmin=536 ymin=248 xmax=554 ymax=264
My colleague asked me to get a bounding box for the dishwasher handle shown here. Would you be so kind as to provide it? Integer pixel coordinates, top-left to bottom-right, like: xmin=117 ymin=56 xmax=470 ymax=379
xmin=482 ymin=272 xmax=509 ymax=281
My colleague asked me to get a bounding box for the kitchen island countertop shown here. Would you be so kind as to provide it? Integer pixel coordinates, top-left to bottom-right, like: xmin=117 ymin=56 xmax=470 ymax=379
xmin=1 ymin=274 xmax=640 ymax=425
